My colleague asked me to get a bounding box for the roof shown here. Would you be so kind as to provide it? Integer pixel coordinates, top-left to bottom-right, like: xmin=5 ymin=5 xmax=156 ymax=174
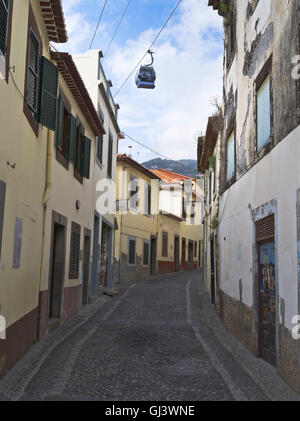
xmin=40 ymin=0 xmax=68 ymax=43
xmin=151 ymin=169 xmax=194 ymax=184
xmin=117 ymin=154 xmax=160 ymax=180
xmin=198 ymin=116 xmax=220 ymax=173
xmin=51 ymin=52 xmax=105 ymax=137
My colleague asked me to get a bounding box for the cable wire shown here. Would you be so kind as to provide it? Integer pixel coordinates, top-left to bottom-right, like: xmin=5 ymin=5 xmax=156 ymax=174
xmin=104 ymin=0 xmax=133 ymax=59
xmin=90 ymin=0 xmax=108 ymax=50
xmin=113 ymin=0 xmax=183 ymax=97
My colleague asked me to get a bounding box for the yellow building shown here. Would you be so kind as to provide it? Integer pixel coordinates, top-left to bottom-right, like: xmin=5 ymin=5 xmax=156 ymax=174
xmin=152 ymin=169 xmax=203 ymax=272
xmin=0 ymin=0 xmax=68 ymax=377
xmin=115 ymin=154 xmax=160 ymax=282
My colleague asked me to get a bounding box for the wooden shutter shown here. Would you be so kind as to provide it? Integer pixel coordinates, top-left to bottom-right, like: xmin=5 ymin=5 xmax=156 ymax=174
xmin=69 ymin=114 xmax=77 ymax=163
xmin=128 ymin=239 xmax=136 ymax=265
xmin=97 ymin=135 xmax=103 ymax=163
xmin=55 ymin=95 xmax=64 ymax=151
xmin=38 ymin=56 xmax=58 ymax=131
xmin=83 ymin=136 xmax=91 ymax=179
xmin=26 ymin=30 xmax=40 ymax=115
xmin=69 ymin=222 xmax=80 ymax=279
xmin=107 ymin=134 xmax=113 ymax=178
xmin=79 ymin=133 xmax=85 ymax=177
xmin=0 ymin=0 xmax=9 ymax=57
xmin=256 ymin=214 xmax=275 ymax=242
xmin=143 ymin=242 xmax=149 ymax=265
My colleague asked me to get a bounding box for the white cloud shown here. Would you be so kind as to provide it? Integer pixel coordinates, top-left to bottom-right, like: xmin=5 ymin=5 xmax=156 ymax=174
xmin=61 ymin=0 xmax=224 ymax=161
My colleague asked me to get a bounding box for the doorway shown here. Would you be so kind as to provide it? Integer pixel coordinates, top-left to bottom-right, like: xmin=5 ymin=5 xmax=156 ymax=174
xmin=188 ymin=241 xmax=194 ymax=270
xmin=150 ymin=235 xmax=157 ymax=275
xmin=100 ymin=219 xmax=114 ymax=290
xmin=82 ymin=230 xmax=91 ymax=305
xmin=210 ymin=236 xmax=215 ymax=305
xmin=181 ymin=238 xmax=186 ymax=270
xmin=174 ymin=236 xmax=180 ymax=271
xmin=91 ymin=214 xmax=100 ymax=297
xmin=256 ymin=214 xmax=276 ymax=366
xmin=49 ymin=223 xmax=65 ymax=320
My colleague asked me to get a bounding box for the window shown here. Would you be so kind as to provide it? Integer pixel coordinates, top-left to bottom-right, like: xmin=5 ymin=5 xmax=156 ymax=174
xmin=194 ymin=241 xmax=197 ymax=258
xmin=143 ymin=240 xmax=150 ymax=266
xmin=257 ymin=74 xmax=271 ymax=152
xmin=0 ymin=180 xmax=6 ymax=259
xmin=226 ymin=130 xmax=235 ymax=182
xmin=97 ymin=135 xmax=103 ymax=164
xmin=98 ymin=103 xmax=104 ymax=124
xmin=12 ymin=217 xmax=23 ymax=269
xmin=0 ymin=0 xmax=12 ymax=80
xmin=144 ymin=183 xmax=151 ymax=215
xmin=107 ymin=133 xmax=113 ymax=179
xmin=182 ymin=197 xmax=186 ymax=221
xmin=129 ymin=175 xmax=139 ymax=210
xmin=0 ymin=0 xmax=9 ymax=58
xmin=162 ymin=232 xmax=168 ymax=257
xmin=128 ymin=237 xmax=136 ymax=265
xmin=24 ymin=7 xmax=59 ymax=134
xmin=74 ymin=124 xmax=91 ymax=181
xmin=69 ymin=222 xmax=80 ymax=279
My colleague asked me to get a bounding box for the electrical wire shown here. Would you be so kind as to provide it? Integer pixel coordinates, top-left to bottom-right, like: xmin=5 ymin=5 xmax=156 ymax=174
xmin=90 ymin=0 xmax=108 ymax=50
xmin=104 ymin=0 xmax=133 ymax=59
xmin=113 ymin=0 xmax=183 ymax=97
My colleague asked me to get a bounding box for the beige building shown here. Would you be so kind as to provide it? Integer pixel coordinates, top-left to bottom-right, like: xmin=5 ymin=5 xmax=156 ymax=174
xmin=0 ymin=0 xmax=68 ymax=378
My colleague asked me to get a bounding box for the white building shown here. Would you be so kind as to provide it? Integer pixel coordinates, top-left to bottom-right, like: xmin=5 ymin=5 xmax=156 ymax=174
xmin=73 ymin=50 xmax=123 ymax=292
xmin=209 ymin=0 xmax=300 ymax=391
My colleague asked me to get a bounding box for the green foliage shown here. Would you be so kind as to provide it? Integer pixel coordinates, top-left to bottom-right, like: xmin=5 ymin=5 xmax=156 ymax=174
xmin=208 ymin=154 xmax=215 ymax=170
xmin=220 ymin=2 xmax=229 ymax=15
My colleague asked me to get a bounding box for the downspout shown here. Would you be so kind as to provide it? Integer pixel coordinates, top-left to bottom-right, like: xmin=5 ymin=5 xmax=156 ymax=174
xmin=37 ymin=128 xmax=53 ymax=340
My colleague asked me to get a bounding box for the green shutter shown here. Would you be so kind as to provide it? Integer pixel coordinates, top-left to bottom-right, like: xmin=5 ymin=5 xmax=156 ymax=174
xmin=55 ymin=95 xmax=64 ymax=151
xmin=38 ymin=56 xmax=58 ymax=131
xmin=80 ymin=133 xmax=85 ymax=177
xmin=83 ymin=137 xmax=91 ymax=179
xmin=69 ymin=114 xmax=77 ymax=163
xmin=65 ymin=113 xmax=71 ymax=161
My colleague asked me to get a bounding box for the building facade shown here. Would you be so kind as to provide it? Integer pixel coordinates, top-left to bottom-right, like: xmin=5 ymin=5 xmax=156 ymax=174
xmin=209 ymin=0 xmax=300 ymax=390
xmin=0 ymin=0 xmax=68 ymax=378
xmin=73 ymin=50 xmax=122 ymax=293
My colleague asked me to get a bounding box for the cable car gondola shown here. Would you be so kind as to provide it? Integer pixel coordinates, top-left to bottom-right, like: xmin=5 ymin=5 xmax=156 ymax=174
xmin=135 ymin=50 xmax=156 ymax=89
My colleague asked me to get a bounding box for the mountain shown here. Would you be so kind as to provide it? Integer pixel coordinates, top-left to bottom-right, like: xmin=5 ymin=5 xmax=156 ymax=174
xmin=142 ymin=158 xmax=198 ymax=178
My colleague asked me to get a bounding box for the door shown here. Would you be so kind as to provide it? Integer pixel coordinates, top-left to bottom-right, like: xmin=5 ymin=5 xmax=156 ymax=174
xmin=49 ymin=223 xmax=65 ymax=320
xmin=174 ymin=236 xmax=180 ymax=271
xmin=82 ymin=234 xmax=91 ymax=305
xmin=150 ymin=236 xmax=157 ymax=275
xmin=188 ymin=241 xmax=194 ymax=270
xmin=258 ymin=241 xmax=276 ymax=366
xmin=181 ymin=238 xmax=186 ymax=270
xmin=91 ymin=215 xmax=100 ymax=297
xmin=210 ymin=237 xmax=215 ymax=305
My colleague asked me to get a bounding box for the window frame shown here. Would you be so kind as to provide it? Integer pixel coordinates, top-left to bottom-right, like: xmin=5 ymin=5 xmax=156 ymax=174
xmin=128 ymin=236 xmax=136 ymax=266
xmin=107 ymin=132 xmax=113 ymax=179
xmin=226 ymin=124 xmax=236 ymax=186
xmin=97 ymin=134 xmax=104 ymax=166
xmin=0 ymin=0 xmax=13 ymax=83
xmin=23 ymin=5 xmax=43 ymax=137
xmin=74 ymin=121 xmax=84 ymax=183
xmin=255 ymin=56 xmax=273 ymax=156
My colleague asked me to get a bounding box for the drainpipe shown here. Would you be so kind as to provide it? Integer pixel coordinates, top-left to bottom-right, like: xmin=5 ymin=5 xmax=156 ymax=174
xmin=37 ymin=128 xmax=53 ymax=340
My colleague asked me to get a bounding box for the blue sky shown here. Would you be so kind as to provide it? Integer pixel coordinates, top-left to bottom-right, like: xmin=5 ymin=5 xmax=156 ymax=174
xmin=61 ymin=0 xmax=224 ymax=162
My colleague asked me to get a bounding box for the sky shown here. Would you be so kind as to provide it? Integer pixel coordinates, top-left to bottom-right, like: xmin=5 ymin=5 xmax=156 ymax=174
xmin=60 ymin=0 xmax=224 ymax=162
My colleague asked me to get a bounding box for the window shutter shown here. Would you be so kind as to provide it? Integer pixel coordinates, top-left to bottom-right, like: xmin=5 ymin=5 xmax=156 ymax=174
xmin=69 ymin=222 xmax=80 ymax=278
xmin=55 ymin=95 xmax=64 ymax=151
xmin=0 ymin=0 xmax=9 ymax=57
xmin=107 ymin=135 xmax=113 ymax=178
xmin=38 ymin=56 xmax=58 ymax=131
xmin=83 ymin=136 xmax=91 ymax=179
xmin=69 ymin=114 xmax=77 ymax=163
xmin=79 ymin=133 xmax=85 ymax=177
xmin=256 ymin=215 xmax=275 ymax=242
xmin=26 ymin=30 xmax=40 ymax=116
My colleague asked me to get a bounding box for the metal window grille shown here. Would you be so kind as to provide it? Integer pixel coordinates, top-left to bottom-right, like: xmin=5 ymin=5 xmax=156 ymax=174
xmin=0 ymin=0 xmax=9 ymax=57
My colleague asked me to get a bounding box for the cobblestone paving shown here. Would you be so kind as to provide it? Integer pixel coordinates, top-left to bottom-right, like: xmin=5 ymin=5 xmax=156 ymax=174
xmin=0 ymin=271 xmax=299 ymax=401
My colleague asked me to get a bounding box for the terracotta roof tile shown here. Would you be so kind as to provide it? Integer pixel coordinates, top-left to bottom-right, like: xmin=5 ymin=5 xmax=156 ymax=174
xmin=40 ymin=0 xmax=68 ymax=43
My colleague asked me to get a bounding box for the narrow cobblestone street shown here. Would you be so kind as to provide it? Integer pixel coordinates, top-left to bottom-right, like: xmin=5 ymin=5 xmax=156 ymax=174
xmin=0 ymin=271 xmax=298 ymax=402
